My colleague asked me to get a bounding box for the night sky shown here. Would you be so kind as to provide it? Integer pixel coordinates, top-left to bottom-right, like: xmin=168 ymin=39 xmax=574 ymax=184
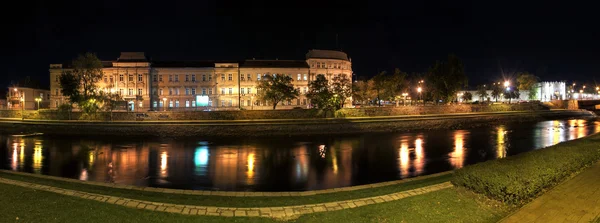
xmin=3 ymin=0 xmax=599 ymax=92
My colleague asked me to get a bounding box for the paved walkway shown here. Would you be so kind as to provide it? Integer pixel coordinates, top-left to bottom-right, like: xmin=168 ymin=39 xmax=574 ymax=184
xmin=502 ymin=161 xmax=600 ymax=223
xmin=0 ymin=177 xmax=452 ymax=219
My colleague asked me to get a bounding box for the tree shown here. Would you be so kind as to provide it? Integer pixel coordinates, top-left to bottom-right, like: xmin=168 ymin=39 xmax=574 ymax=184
xmin=307 ymin=74 xmax=333 ymax=109
xmin=100 ymin=91 xmax=123 ymax=121
xmin=352 ymin=80 xmax=369 ymax=105
xmin=516 ymin=72 xmax=540 ymax=100
xmin=491 ymin=83 xmax=502 ymax=102
xmin=504 ymin=89 xmax=520 ymax=103
xmin=331 ymin=74 xmax=352 ymax=109
xmin=461 ymin=92 xmax=473 ymax=102
xmin=59 ymin=53 xmax=104 ymax=117
xmin=476 ymin=85 xmax=489 ymax=103
xmin=371 ymin=71 xmax=387 ymax=106
xmin=256 ymin=74 xmax=299 ymax=110
xmin=426 ymin=55 xmax=468 ymax=104
xmin=382 ymin=68 xmax=407 ymax=107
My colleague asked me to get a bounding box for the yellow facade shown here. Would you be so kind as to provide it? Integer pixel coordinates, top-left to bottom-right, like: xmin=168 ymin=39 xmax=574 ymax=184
xmin=50 ymin=50 xmax=352 ymax=111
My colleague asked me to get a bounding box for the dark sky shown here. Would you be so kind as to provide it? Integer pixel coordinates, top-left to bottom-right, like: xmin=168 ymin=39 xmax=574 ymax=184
xmin=3 ymin=0 xmax=599 ymax=91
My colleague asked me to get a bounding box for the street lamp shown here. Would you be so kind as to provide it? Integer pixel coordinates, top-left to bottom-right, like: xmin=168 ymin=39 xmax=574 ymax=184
xmin=162 ymin=98 xmax=167 ymax=111
xmin=417 ymin=87 xmax=423 ymax=105
xmin=35 ymin=98 xmax=41 ymax=110
xmin=401 ymin=93 xmax=408 ymax=106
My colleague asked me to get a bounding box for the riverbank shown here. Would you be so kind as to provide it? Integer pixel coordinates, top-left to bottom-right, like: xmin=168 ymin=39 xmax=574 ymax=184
xmin=0 ymin=110 xmax=595 ymax=137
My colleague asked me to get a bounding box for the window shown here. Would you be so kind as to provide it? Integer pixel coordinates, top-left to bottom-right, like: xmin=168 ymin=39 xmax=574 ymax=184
xmin=228 ymin=74 xmax=232 ymax=81
xmin=55 ymin=75 xmax=59 ymax=82
xmin=169 ymin=88 xmax=173 ymax=95
xmin=175 ymin=100 xmax=180 ymax=107
xmin=247 ymin=87 xmax=251 ymax=94
xmin=175 ymin=88 xmax=180 ymax=95
xmin=174 ymin=74 xmax=179 ymax=82
xmin=138 ymin=74 xmax=143 ymax=82
xmin=153 ymin=75 xmax=157 ymax=82
xmin=297 ymin=74 xmax=301 ymax=80
xmin=159 ymin=75 xmax=163 ymax=82
xmin=55 ymin=89 xmax=59 ymax=95
xmin=240 ymin=74 xmax=245 ymax=81
xmin=247 ymin=74 xmax=251 ymax=81
xmin=159 ymin=100 xmax=164 ymax=108
xmin=208 ymin=74 xmax=212 ymax=81
xmin=129 ymin=74 xmax=134 ymax=82
xmin=303 ymin=99 xmax=307 ymax=105
xmin=185 ymin=100 xmax=190 ymax=107
xmin=303 ymin=87 xmax=307 ymax=94
xmin=185 ymin=88 xmax=189 ymax=95
xmin=247 ymin=100 xmax=251 ymax=106
xmin=221 ymin=74 xmax=225 ymax=81
xmin=229 ymin=100 xmax=233 ymax=106
xmin=138 ymin=101 xmax=143 ymax=108
xmin=153 ymin=101 xmax=157 ymax=108
xmin=128 ymin=89 xmax=133 ymax=95
xmin=221 ymin=100 xmax=225 ymax=107
xmin=169 ymin=101 xmax=173 ymax=108
xmin=169 ymin=75 xmax=173 ymax=82
xmin=185 ymin=74 xmax=189 ymax=82
xmin=241 ymin=88 xmax=245 ymax=94
xmin=152 ymin=89 xmax=157 ymax=95
xmin=221 ymin=88 xmax=225 ymax=95
xmin=119 ymin=74 xmax=124 ymax=81
xmin=303 ymin=74 xmax=307 ymax=81
xmin=192 ymin=74 xmax=196 ymax=82
xmin=257 ymin=74 xmax=261 ymax=81
xmin=202 ymin=74 xmax=206 ymax=81
xmin=202 ymin=88 xmax=206 ymax=95
xmin=208 ymin=88 xmax=213 ymax=95
xmin=297 ymin=99 xmax=300 ymax=105
xmin=191 ymin=88 xmax=196 ymax=95
xmin=104 ymin=76 xmax=108 ymax=82
xmin=119 ymin=89 xmax=124 ymax=95
xmin=110 ymin=76 xmax=114 ymax=83
xmin=159 ymin=89 xmax=163 ymax=95
xmin=311 ymin=63 xmax=315 ymax=68
xmin=138 ymin=88 xmax=142 ymax=95
xmin=192 ymin=100 xmax=196 ymax=107
xmin=228 ymin=88 xmax=233 ymax=95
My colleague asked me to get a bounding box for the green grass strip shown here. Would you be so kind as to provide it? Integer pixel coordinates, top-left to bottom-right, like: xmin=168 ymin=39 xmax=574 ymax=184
xmin=0 ymin=171 xmax=451 ymax=208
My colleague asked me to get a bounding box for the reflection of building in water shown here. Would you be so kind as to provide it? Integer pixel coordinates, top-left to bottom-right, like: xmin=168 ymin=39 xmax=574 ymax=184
xmin=160 ymin=151 xmax=168 ymax=178
xmin=194 ymin=146 xmax=209 ymax=177
xmin=246 ymin=149 xmax=256 ymax=185
xmin=207 ymin=146 xmax=259 ymax=189
xmin=398 ymin=135 xmax=426 ymax=178
xmin=496 ymin=126 xmax=507 ymax=158
xmin=398 ymin=140 xmax=410 ymax=177
xmin=292 ymin=146 xmax=309 ymax=183
xmin=414 ymin=136 xmax=425 ymax=175
xmin=450 ymin=130 xmax=466 ymax=169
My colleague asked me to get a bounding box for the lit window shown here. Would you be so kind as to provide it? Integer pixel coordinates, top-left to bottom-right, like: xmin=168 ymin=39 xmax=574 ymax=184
xmin=119 ymin=89 xmax=124 ymax=95
xmin=303 ymin=73 xmax=307 ymax=80
xmin=153 ymin=101 xmax=157 ymax=108
xmin=175 ymin=100 xmax=179 ymax=107
xmin=221 ymin=74 xmax=225 ymax=81
xmin=221 ymin=88 xmax=225 ymax=95
xmin=185 ymin=100 xmax=190 ymax=107
xmin=159 ymin=89 xmax=163 ymax=95
xmin=257 ymin=74 xmax=261 ymax=81
xmin=175 ymin=88 xmax=180 ymax=95
xmin=138 ymin=102 xmax=143 ymax=108
xmin=229 ymin=88 xmax=233 ymax=95
xmin=241 ymin=88 xmax=245 ymax=94
xmin=298 ymin=74 xmax=301 ymax=80
xmin=128 ymin=89 xmax=133 ymax=95
xmin=228 ymin=74 xmax=232 ymax=81
xmin=119 ymin=74 xmax=124 ymax=81
xmin=138 ymin=89 xmax=142 ymax=95
xmin=192 ymin=100 xmax=196 ymax=107
xmin=129 ymin=74 xmax=133 ymax=82
xmin=138 ymin=74 xmax=143 ymax=82
xmin=247 ymin=88 xmax=251 ymax=94
xmin=159 ymin=100 xmax=164 ymax=107
xmin=169 ymin=101 xmax=173 ymax=108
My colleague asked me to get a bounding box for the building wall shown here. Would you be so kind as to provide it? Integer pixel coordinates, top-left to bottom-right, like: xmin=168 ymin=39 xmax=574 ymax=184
xmin=49 ymin=50 xmax=353 ymax=111
xmin=6 ymin=87 xmax=51 ymax=110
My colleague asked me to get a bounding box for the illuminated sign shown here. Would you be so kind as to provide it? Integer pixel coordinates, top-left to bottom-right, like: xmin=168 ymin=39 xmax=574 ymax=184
xmin=196 ymin=95 xmax=209 ymax=106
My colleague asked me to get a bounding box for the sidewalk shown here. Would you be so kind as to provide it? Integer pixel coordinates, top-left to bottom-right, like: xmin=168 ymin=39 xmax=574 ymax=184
xmin=502 ymin=161 xmax=600 ymax=223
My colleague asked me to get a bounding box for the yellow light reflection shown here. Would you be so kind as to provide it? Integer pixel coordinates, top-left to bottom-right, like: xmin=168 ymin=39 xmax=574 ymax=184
xmin=160 ymin=151 xmax=168 ymax=178
xmin=79 ymin=169 xmax=88 ymax=181
xmin=568 ymin=120 xmax=577 ymax=140
xmin=33 ymin=142 xmax=42 ymax=174
xmin=19 ymin=141 xmax=24 ymax=169
xmin=450 ymin=130 xmax=465 ymax=168
xmin=576 ymin=120 xmax=586 ymax=139
xmin=496 ymin=126 xmax=506 ymax=158
xmin=11 ymin=145 xmax=17 ymax=171
xmin=247 ymin=153 xmax=255 ymax=180
xmin=414 ymin=137 xmax=425 ymax=175
xmin=331 ymin=147 xmax=338 ymax=175
xmin=89 ymin=151 xmax=95 ymax=167
xmin=399 ymin=141 xmax=409 ymax=177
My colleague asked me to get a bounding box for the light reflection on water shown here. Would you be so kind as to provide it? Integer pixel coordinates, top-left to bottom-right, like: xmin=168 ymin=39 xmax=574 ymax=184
xmin=1 ymin=119 xmax=599 ymax=192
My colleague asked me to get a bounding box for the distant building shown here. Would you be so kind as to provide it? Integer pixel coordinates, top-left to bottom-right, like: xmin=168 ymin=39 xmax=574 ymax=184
xmin=0 ymin=99 xmax=6 ymax=109
xmin=50 ymin=50 xmax=353 ymax=111
xmin=462 ymin=81 xmax=566 ymax=103
xmin=6 ymin=86 xmax=51 ymax=110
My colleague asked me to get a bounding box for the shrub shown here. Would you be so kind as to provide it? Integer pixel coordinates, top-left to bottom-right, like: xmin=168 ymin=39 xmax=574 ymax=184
xmin=451 ymin=134 xmax=600 ymax=204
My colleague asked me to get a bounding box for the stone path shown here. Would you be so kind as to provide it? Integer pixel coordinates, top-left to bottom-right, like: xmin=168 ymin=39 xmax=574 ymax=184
xmin=0 ymin=177 xmax=452 ymax=219
xmin=0 ymin=169 xmax=450 ymax=197
xmin=501 ymin=161 xmax=600 ymax=223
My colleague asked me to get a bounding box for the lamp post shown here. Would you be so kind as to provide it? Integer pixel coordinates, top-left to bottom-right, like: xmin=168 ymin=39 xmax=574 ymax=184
xmin=20 ymin=97 xmax=24 ymax=120
xmin=35 ymin=98 xmax=41 ymax=110
xmin=402 ymin=93 xmax=408 ymax=106
xmin=417 ymin=87 xmax=423 ymax=105
xmin=162 ymin=98 xmax=167 ymax=111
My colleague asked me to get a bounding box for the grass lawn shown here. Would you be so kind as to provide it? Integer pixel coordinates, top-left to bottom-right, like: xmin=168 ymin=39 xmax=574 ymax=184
xmin=0 ymin=171 xmax=451 ymax=207
xmin=0 ymin=182 xmax=512 ymax=223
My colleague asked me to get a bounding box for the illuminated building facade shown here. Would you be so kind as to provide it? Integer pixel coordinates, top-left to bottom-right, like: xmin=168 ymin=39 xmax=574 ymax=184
xmin=6 ymin=86 xmax=50 ymax=110
xmin=49 ymin=50 xmax=352 ymax=111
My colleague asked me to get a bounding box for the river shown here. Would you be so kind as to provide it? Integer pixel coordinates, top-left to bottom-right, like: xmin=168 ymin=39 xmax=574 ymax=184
xmin=1 ymin=119 xmax=599 ymax=191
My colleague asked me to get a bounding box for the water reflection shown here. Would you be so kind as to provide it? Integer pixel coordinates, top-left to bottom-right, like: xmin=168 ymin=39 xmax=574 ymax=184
xmin=1 ymin=119 xmax=599 ymax=191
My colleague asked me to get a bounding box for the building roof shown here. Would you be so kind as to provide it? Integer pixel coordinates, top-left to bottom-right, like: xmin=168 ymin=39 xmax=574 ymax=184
xmin=305 ymin=49 xmax=349 ymax=61
xmin=117 ymin=52 xmax=147 ymax=62
xmin=152 ymin=61 xmax=218 ymax=68
xmin=241 ymin=60 xmax=309 ymax=68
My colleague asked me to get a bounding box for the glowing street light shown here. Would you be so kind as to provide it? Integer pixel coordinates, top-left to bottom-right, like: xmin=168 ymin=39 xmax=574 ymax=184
xmin=504 ymin=81 xmax=510 ymax=87
xmin=417 ymin=87 xmax=423 ymax=105
xmin=35 ymin=98 xmax=42 ymax=110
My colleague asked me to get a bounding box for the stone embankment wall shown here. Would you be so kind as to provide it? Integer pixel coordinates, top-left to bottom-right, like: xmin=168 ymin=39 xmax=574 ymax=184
xmin=0 ymin=103 xmax=549 ymax=121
